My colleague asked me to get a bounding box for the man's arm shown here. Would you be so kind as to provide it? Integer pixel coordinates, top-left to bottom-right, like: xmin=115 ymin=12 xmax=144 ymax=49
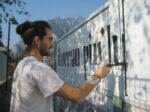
xmin=55 ymin=79 xmax=97 ymax=103
xmin=55 ymin=64 xmax=111 ymax=103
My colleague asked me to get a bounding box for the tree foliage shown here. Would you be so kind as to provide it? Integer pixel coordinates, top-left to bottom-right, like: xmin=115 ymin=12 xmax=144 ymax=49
xmin=0 ymin=0 xmax=29 ymax=39
xmin=14 ymin=54 xmax=24 ymax=66
xmin=0 ymin=0 xmax=29 ymax=23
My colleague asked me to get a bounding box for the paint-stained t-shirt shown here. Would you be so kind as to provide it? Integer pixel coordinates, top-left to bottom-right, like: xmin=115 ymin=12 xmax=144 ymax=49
xmin=10 ymin=56 xmax=64 ymax=112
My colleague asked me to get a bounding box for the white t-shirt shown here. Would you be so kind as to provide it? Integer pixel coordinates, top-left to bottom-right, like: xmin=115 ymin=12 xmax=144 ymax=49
xmin=10 ymin=56 xmax=64 ymax=112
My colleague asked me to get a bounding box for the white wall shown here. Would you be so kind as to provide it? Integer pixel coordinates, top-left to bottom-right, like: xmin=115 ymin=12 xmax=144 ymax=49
xmin=123 ymin=0 xmax=150 ymax=111
xmin=55 ymin=0 xmax=150 ymax=111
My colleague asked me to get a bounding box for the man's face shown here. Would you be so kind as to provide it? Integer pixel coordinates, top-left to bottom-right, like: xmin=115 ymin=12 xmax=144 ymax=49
xmin=39 ymin=28 xmax=54 ymax=56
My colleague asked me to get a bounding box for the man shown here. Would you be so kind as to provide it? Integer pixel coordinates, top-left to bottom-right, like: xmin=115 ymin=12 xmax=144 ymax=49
xmin=10 ymin=20 xmax=111 ymax=112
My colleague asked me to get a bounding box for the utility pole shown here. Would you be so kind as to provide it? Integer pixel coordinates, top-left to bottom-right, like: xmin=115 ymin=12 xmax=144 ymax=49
xmin=5 ymin=18 xmax=18 ymax=90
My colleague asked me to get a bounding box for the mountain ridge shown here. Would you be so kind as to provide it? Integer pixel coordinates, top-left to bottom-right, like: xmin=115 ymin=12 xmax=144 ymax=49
xmin=11 ymin=16 xmax=86 ymax=57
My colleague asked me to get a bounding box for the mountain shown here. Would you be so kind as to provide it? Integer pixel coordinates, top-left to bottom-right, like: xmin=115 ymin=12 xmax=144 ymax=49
xmin=11 ymin=16 xmax=86 ymax=57
xmin=11 ymin=41 xmax=27 ymax=58
xmin=47 ymin=16 xmax=85 ymax=38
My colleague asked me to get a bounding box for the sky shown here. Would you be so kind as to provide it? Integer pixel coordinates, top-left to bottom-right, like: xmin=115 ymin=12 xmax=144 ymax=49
xmin=1 ymin=0 xmax=108 ymax=48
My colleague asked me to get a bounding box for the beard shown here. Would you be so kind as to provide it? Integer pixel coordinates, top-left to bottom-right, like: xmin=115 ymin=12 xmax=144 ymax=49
xmin=39 ymin=44 xmax=50 ymax=56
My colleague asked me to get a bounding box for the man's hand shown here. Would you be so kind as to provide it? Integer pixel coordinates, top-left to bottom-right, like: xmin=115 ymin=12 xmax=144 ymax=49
xmin=56 ymin=64 xmax=111 ymax=103
xmin=95 ymin=64 xmax=111 ymax=79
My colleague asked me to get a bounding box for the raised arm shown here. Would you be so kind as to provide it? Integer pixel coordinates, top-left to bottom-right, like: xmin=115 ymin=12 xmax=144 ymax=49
xmin=55 ymin=64 xmax=111 ymax=103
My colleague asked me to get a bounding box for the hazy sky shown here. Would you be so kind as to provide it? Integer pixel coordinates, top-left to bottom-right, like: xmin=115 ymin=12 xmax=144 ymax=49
xmin=2 ymin=0 xmax=108 ymax=47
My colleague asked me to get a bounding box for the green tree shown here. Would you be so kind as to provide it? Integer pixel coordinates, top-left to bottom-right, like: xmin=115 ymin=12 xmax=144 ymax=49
xmin=0 ymin=0 xmax=29 ymax=23
xmin=0 ymin=0 xmax=29 ymax=39
xmin=14 ymin=54 xmax=24 ymax=66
